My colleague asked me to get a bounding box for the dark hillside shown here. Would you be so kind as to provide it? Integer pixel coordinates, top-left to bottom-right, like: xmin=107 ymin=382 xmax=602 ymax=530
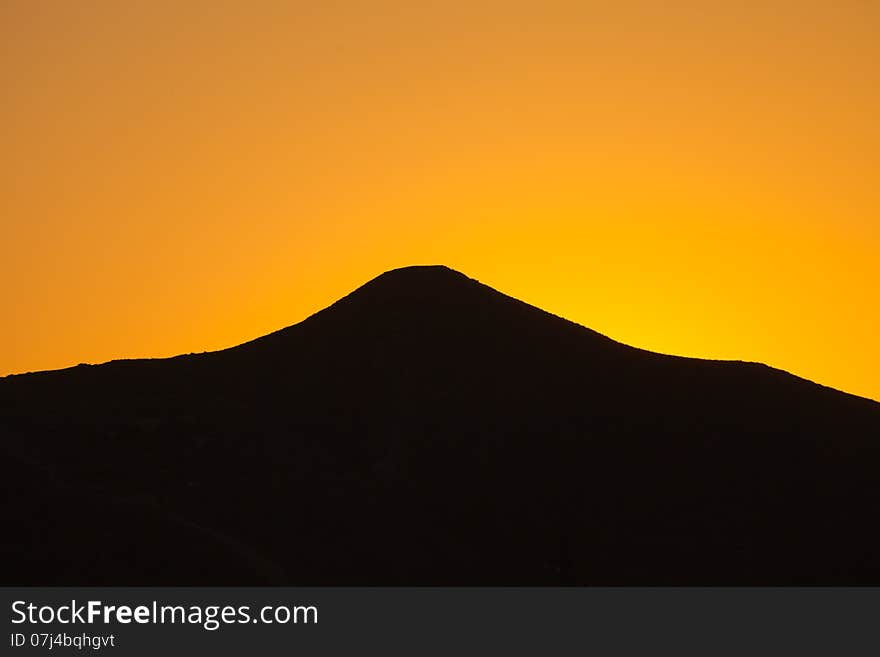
xmin=2 ymin=265 xmax=878 ymax=584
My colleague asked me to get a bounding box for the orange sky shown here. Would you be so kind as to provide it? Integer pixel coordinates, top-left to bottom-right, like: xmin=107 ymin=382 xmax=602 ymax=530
xmin=2 ymin=2 xmax=878 ymax=401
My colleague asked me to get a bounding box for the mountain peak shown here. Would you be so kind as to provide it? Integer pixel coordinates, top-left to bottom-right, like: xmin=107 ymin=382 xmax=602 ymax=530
xmin=342 ymin=264 xmax=481 ymax=304
xmin=370 ymin=264 xmax=471 ymax=284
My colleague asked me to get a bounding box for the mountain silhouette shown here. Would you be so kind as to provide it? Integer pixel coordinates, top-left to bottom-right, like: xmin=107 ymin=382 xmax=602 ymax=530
xmin=2 ymin=265 xmax=879 ymax=584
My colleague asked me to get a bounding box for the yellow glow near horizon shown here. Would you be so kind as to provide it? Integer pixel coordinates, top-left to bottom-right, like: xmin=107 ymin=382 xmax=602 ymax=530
xmin=2 ymin=2 xmax=878 ymax=401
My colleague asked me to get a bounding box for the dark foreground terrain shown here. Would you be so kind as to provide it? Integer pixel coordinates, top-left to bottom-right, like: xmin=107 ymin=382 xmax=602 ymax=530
xmin=2 ymin=265 xmax=879 ymax=584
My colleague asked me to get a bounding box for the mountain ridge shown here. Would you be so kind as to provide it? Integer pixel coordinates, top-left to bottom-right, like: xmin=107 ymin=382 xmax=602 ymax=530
xmin=2 ymin=265 xmax=879 ymax=585
xmin=5 ymin=265 xmax=874 ymax=410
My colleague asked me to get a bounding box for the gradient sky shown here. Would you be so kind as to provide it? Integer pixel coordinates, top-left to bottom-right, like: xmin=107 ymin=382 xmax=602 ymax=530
xmin=2 ymin=2 xmax=878 ymax=401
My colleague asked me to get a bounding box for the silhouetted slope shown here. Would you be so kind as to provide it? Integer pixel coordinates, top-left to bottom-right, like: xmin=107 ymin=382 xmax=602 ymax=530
xmin=1 ymin=265 xmax=878 ymax=584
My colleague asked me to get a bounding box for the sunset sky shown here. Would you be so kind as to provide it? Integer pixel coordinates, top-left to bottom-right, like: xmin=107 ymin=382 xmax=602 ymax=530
xmin=2 ymin=2 xmax=878 ymax=401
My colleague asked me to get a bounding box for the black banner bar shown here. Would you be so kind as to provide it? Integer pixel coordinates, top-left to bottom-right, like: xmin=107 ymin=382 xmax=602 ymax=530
xmin=3 ymin=588 xmax=878 ymax=656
